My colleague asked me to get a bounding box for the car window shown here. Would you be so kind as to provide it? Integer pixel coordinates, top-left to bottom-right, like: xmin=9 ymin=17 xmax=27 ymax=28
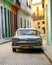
xmin=19 ymin=29 xmax=38 ymax=35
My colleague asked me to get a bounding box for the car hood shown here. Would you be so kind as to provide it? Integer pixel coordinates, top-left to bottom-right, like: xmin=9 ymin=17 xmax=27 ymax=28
xmin=14 ymin=35 xmax=41 ymax=39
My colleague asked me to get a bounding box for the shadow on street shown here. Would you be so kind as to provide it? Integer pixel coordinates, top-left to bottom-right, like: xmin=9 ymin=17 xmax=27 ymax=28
xmin=16 ymin=48 xmax=44 ymax=54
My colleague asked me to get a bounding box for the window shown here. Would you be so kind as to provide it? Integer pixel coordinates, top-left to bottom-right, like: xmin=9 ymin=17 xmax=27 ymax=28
xmin=42 ymin=4 xmax=44 ymax=8
xmin=42 ymin=21 xmax=45 ymax=24
xmin=37 ymin=7 xmax=39 ymax=17
xmin=24 ymin=19 xmax=26 ymax=28
xmin=8 ymin=10 xmax=13 ymax=37
xmin=42 ymin=0 xmax=44 ymax=8
xmin=19 ymin=29 xmax=38 ymax=35
xmin=4 ymin=8 xmax=7 ymax=37
xmin=10 ymin=11 xmax=12 ymax=36
xmin=14 ymin=14 xmax=17 ymax=31
xmin=20 ymin=18 xmax=22 ymax=28
xmin=38 ymin=26 xmax=40 ymax=28
xmin=42 ymin=27 xmax=45 ymax=33
xmin=1 ymin=6 xmax=4 ymax=38
xmin=27 ymin=20 xmax=29 ymax=28
xmin=8 ymin=10 xmax=10 ymax=37
xmin=37 ymin=22 xmax=40 ymax=25
xmin=4 ymin=8 xmax=12 ymax=37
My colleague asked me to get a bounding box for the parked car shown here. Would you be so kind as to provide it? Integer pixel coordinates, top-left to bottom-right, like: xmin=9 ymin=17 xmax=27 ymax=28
xmin=12 ymin=28 xmax=42 ymax=52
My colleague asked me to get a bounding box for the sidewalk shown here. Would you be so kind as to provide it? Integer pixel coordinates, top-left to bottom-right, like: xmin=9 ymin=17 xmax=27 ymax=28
xmin=0 ymin=38 xmax=12 ymax=44
xmin=43 ymin=46 xmax=52 ymax=63
xmin=42 ymin=37 xmax=52 ymax=63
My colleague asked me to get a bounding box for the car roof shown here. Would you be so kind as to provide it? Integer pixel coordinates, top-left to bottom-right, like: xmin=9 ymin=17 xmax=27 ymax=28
xmin=18 ymin=28 xmax=38 ymax=31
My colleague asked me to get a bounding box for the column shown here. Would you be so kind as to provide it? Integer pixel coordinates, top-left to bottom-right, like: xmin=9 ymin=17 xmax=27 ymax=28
xmin=47 ymin=0 xmax=52 ymax=45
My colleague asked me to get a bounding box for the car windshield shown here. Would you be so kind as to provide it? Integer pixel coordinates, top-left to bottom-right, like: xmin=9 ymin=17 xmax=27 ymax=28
xmin=19 ymin=29 xmax=38 ymax=35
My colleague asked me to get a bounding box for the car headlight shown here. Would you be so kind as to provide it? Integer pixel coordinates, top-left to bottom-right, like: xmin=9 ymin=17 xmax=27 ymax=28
xmin=12 ymin=38 xmax=19 ymax=42
xmin=36 ymin=38 xmax=42 ymax=42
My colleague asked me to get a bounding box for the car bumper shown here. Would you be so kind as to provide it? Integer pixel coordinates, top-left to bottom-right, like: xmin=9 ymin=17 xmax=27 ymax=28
xmin=12 ymin=43 xmax=42 ymax=49
xmin=12 ymin=46 xmax=42 ymax=48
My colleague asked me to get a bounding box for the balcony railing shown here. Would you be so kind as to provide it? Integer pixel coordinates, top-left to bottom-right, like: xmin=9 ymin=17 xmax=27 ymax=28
xmin=16 ymin=0 xmax=20 ymax=5
xmin=21 ymin=3 xmax=33 ymax=15
xmin=33 ymin=16 xmax=45 ymax=20
xmin=3 ymin=0 xmax=15 ymax=6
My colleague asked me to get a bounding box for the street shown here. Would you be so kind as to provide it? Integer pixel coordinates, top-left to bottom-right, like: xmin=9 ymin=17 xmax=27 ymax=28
xmin=0 ymin=42 xmax=51 ymax=65
xmin=0 ymin=0 xmax=52 ymax=65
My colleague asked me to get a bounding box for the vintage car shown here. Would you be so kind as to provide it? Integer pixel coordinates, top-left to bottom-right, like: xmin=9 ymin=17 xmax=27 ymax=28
xmin=12 ymin=28 xmax=42 ymax=52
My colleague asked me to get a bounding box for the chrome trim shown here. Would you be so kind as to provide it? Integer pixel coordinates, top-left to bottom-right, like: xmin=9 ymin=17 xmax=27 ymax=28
xmin=12 ymin=46 xmax=42 ymax=48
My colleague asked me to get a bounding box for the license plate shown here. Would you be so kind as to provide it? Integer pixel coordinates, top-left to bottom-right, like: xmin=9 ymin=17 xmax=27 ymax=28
xmin=23 ymin=46 xmax=30 ymax=49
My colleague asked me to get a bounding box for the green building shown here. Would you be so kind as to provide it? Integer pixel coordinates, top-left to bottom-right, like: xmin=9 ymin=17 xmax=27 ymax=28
xmin=0 ymin=0 xmax=15 ymax=39
xmin=3 ymin=0 xmax=15 ymax=38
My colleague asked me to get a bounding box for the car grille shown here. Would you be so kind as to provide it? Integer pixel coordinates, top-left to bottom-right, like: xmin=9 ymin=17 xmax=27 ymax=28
xmin=18 ymin=39 xmax=35 ymax=42
xmin=12 ymin=43 xmax=42 ymax=46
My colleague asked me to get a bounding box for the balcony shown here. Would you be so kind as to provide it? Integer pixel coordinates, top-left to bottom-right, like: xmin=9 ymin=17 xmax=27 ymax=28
xmin=3 ymin=0 xmax=15 ymax=6
xmin=12 ymin=0 xmax=20 ymax=9
xmin=21 ymin=3 xmax=33 ymax=15
xmin=16 ymin=0 xmax=20 ymax=5
xmin=33 ymin=16 xmax=45 ymax=20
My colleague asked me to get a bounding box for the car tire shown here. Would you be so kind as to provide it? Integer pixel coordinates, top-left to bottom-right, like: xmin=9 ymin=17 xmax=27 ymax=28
xmin=12 ymin=48 xmax=16 ymax=52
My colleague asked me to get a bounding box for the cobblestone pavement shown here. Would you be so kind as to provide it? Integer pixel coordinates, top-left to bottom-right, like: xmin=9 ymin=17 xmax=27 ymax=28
xmin=0 ymin=42 xmax=52 ymax=65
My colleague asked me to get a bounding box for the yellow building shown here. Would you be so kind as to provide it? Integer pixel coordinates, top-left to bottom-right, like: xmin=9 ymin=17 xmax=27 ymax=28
xmin=31 ymin=0 xmax=48 ymax=45
xmin=43 ymin=0 xmax=48 ymax=45
xmin=31 ymin=2 xmax=45 ymax=34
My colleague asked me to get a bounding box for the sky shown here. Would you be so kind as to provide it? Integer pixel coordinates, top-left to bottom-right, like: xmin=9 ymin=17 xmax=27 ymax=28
xmin=32 ymin=0 xmax=42 ymax=4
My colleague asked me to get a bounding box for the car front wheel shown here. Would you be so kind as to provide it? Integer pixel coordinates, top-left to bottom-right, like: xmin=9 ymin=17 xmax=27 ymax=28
xmin=12 ymin=48 xmax=16 ymax=52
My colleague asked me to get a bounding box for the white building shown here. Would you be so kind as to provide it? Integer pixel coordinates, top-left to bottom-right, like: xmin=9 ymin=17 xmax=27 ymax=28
xmin=0 ymin=0 xmax=5 ymax=39
xmin=17 ymin=0 xmax=33 ymax=28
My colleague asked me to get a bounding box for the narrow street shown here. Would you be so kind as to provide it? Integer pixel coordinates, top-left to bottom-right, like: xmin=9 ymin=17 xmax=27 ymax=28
xmin=0 ymin=42 xmax=51 ymax=65
xmin=0 ymin=0 xmax=52 ymax=65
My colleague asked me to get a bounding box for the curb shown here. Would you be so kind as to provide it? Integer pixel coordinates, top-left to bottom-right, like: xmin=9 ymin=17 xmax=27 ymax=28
xmin=42 ymin=46 xmax=52 ymax=64
xmin=44 ymin=52 xmax=52 ymax=64
xmin=0 ymin=39 xmax=12 ymax=45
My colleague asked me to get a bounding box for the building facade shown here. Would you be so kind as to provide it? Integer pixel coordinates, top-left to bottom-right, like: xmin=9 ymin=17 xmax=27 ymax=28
xmin=11 ymin=0 xmax=20 ymax=36
xmin=0 ymin=0 xmax=33 ymax=40
xmin=0 ymin=0 xmax=19 ymax=39
xmin=31 ymin=2 xmax=46 ymax=34
xmin=42 ymin=0 xmax=48 ymax=45
xmin=17 ymin=0 xmax=33 ymax=28
xmin=31 ymin=0 xmax=48 ymax=45
xmin=0 ymin=0 xmax=5 ymax=39
xmin=3 ymin=0 xmax=16 ymax=38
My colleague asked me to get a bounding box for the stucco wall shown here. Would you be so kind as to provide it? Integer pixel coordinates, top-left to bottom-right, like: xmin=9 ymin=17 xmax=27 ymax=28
xmin=17 ymin=11 xmax=33 ymax=28
xmin=47 ymin=0 xmax=52 ymax=45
